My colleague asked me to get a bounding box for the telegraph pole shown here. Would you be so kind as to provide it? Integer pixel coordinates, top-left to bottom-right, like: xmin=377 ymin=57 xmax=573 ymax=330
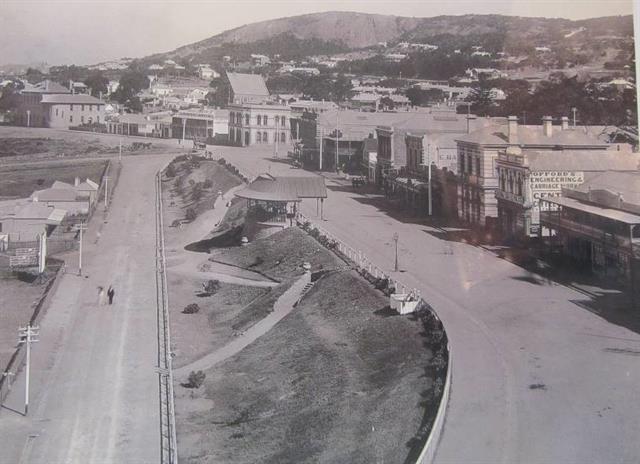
xmin=38 ymin=232 xmax=46 ymax=274
xmin=319 ymin=127 xmax=324 ymax=171
xmin=335 ymin=111 xmax=339 ymax=173
xmin=393 ymin=232 xmax=399 ymax=272
xmin=104 ymin=175 xmax=110 ymax=209
xmin=18 ymin=325 xmax=39 ymax=415
xmin=73 ymin=222 xmax=87 ymax=276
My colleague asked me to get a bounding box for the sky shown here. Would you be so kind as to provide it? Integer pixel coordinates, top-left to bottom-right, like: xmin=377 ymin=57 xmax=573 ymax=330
xmin=0 ymin=0 xmax=635 ymax=66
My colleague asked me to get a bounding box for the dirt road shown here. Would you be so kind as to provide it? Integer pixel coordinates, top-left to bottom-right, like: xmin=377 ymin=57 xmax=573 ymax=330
xmin=0 ymin=154 xmax=173 ymax=463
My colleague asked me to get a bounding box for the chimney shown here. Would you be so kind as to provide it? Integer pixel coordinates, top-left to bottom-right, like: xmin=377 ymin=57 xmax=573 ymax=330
xmin=466 ymin=114 xmax=477 ymax=134
xmin=561 ymin=116 xmax=569 ymax=130
xmin=542 ymin=116 xmax=553 ymax=137
xmin=507 ymin=115 xmax=518 ymax=143
xmin=74 ymin=177 xmax=80 ymax=187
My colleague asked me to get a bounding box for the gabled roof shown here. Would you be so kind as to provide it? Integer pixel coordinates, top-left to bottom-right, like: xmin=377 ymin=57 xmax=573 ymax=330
xmin=571 ymin=171 xmax=640 ymax=206
xmin=31 ymin=188 xmax=79 ymax=202
xmin=23 ymin=80 xmax=71 ymax=94
xmin=524 ymin=150 xmax=640 ymax=172
xmin=51 ymin=180 xmax=75 ymax=190
xmin=227 ymin=72 xmax=269 ymax=97
xmin=456 ymin=123 xmax=610 ymax=147
xmin=235 ymin=174 xmax=327 ymax=202
xmin=41 ymin=94 xmax=104 ymax=105
xmin=77 ymin=179 xmax=99 ymax=191
xmin=11 ymin=203 xmax=66 ymax=224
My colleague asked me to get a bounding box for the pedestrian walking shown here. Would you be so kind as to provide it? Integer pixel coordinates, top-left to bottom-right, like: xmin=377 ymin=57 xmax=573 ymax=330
xmin=107 ymin=285 xmax=115 ymax=305
xmin=97 ymin=286 xmax=107 ymax=306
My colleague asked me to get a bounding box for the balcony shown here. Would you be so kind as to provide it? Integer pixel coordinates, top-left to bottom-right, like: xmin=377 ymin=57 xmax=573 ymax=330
xmin=495 ymin=190 xmax=527 ymax=207
xmin=541 ymin=211 xmax=633 ymax=249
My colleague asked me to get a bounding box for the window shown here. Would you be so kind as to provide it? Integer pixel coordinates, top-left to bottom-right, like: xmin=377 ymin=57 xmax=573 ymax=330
xmin=516 ymin=175 xmax=523 ymax=196
xmin=55 ymin=108 xmax=59 ymax=116
xmin=281 ymin=132 xmax=286 ymax=143
xmin=97 ymin=116 xmax=100 ymax=123
xmin=81 ymin=116 xmax=84 ymax=124
xmin=275 ymin=116 xmax=280 ymax=126
xmin=70 ymin=104 xmax=74 ymax=111
xmin=281 ymin=116 xmax=286 ymax=126
xmin=70 ymin=115 xmax=73 ymax=123
xmin=263 ymin=131 xmax=268 ymax=143
xmin=475 ymin=158 xmax=480 ymax=176
xmin=245 ymin=114 xmax=249 ymax=125
xmin=263 ymin=115 xmax=268 ymax=126
xmin=244 ymin=131 xmax=249 ymax=145
xmin=81 ymin=104 xmax=85 ymax=111
xmin=460 ymin=153 xmax=466 ymax=173
xmin=257 ymin=115 xmax=262 ymax=125
xmin=257 ymin=132 xmax=262 ymax=143
xmin=229 ymin=111 xmax=234 ymax=123
xmin=467 ymin=155 xmax=472 ymax=174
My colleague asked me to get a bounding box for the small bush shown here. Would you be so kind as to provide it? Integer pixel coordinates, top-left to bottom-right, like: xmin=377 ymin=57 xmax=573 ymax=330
xmin=182 ymin=303 xmax=200 ymax=314
xmin=202 ymin=178 xmax=213 ymax=189
xmin=202 ymin=279 xmax=221 ymax=295
xmin=185 ymin=208 xmax=197 ymax=221
xmin=165 ymin=164 xmax=176 ymax=178
xmin=249 ymin=256 xmax=264 ymax=268
xmin=183 ymin=370 xmax=206 ymax=388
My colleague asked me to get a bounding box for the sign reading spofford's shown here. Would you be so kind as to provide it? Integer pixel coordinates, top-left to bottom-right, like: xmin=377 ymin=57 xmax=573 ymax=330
xmin=531 ymin=171 xmax=584 ymax=206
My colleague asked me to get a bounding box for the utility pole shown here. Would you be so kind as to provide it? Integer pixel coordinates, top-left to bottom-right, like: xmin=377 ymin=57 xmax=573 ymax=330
xmin=335 ymin=111 xmax=339 ymax=173
xmin=182 ymin=118 xmax=186 ymax=146
xmin=319 ymin=127 xmax=324 ymax=171
xmin=18 ymin=325 xmax=39 ymax=415
xmin=393 ymin=232 xmax=399 ymax=272
xmin=572 ymin=107 xmax=577 ymax=127
xmin=73 ymin=222 xmax=87 ymax=276
xmin=104 ymin=175 xmax=110 ymax=209
xmin=38 ymin=232 xmax=46 ymax=274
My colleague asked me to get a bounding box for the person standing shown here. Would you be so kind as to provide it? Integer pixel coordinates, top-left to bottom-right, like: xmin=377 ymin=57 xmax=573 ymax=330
xmin=98 ymin=286 xmax=107 ymax=306
xmin=107 ymin=285 xmax=115 ymax=305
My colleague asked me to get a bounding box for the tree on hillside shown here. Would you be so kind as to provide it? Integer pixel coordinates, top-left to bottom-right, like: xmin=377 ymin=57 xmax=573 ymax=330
xmin=466 ymin=77 xmax=495 ymax=116
xmin=84 ymin=72 xmax=108 ymax=97
xmin=112 ymin=70 xmax=149 ymax=110
xmin=206 ymin=75 xmax=230 ymax=107
xmin=24 ymin=67 xmax=45 ymax=84
xmin=0 ymin=80 xmax=24 ymax=111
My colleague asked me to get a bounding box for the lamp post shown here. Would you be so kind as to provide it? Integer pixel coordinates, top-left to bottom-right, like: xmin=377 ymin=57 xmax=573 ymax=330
xmin=393 ymin=232 xmax=399 ymax=272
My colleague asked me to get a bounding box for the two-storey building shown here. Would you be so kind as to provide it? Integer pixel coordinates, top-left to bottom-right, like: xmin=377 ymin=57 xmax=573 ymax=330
xmin=455 ymin=115 xmax=613 ymax=228
xmin=495 ymin=147 xmax=639 ymax=240
xmin=228 ymin=104 xmax=291 ymax=147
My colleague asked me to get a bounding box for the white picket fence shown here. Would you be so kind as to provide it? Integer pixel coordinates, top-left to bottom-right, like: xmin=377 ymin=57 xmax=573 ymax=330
xmin=295 ymin=212 xmax=421 ymax=302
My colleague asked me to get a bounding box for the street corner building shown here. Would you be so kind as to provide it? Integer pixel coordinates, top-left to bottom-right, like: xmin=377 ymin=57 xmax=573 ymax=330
xmin=454 ymin=115 xmax=628 ymax=229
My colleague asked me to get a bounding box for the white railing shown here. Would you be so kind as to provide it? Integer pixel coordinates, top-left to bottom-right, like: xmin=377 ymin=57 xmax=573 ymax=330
xmin=155 ymin=168 xmax=178 ymax=464
xmin=295 ymin=211 xmax=452 ymax=464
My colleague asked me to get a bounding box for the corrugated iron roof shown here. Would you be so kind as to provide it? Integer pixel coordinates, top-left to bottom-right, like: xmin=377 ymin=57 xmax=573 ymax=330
xmin=525 ymin=150 xmax=640 ymax=172
xmin=543 ymin=195 xmax=640 ymax=225
xmin=227 ymin=72 xmax=269 ymax=97
xmin=235 ymin=175 xmax=327 ymax=202
xmin=41 ymin=94 xmax=104 ymax=105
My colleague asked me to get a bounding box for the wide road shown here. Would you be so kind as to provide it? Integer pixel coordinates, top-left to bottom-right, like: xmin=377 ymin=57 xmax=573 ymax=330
xmin=0 ymin=154 xmax=173 ymax=464
xmin=219 ymin=145 xmax=640 ymax=464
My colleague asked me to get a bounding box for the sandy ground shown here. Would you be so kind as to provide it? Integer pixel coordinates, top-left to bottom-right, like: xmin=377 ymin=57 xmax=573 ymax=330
xmin=0 ymin=274 xmax=55 ymax=372
xmin=0 ymin=153 xmax=173 ymax=464
xmin=217 ymin=145 xmax=640 ymax=464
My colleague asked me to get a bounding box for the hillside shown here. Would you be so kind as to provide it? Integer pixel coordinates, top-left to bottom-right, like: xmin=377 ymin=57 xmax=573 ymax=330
xmin=144 ymin=11 xmax=633 ymax=64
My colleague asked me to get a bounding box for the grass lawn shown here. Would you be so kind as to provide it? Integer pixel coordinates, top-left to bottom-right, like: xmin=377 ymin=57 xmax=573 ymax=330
xmin=165 ymin=158 xmax=243 ymax=218
xmin=210 ymin=227 xmax=342 ymax=281
xmin=0 ymin=159 xmax=107 ymax=198
xmin=0 ymin=271 xmax=56 ymax=372
xmin=167 ymin=272 xmax=269 ymax=368
xmin=175 ymin=269 xmax=436 ymax=464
